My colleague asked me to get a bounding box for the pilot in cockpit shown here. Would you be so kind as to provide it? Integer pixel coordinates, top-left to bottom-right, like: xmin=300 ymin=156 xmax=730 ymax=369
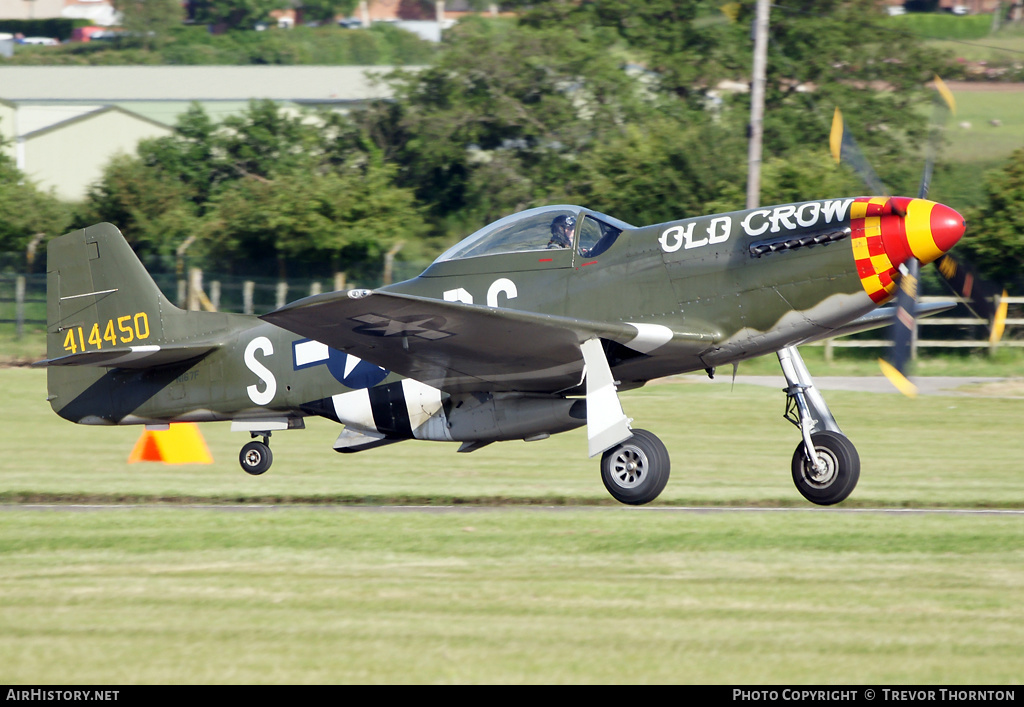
xmin=547 ymin=215 xmax=576 ymax=249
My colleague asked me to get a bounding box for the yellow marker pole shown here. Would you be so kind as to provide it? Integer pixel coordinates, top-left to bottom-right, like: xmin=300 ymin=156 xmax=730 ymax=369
xmin=990 ymin=290 xmax=1008 ymax=346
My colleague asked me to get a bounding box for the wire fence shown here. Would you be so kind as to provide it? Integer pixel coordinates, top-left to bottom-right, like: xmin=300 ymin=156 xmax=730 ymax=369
xmin=3 ymin=272 xmax=1021 ymax=356
xmin=0 ymin=270 xmax=381 ymax=338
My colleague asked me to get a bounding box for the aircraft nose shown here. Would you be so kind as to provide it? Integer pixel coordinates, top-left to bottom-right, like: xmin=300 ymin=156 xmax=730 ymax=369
xmin=925 ymin=202 xmax=966 ymax=257
xmin=852 ymin=197 xmax=966 ymax=304
xmin=880 ymin=196 xmax=966 ymax=266
xmin=885 ymin=198 xmax=966 ymax=266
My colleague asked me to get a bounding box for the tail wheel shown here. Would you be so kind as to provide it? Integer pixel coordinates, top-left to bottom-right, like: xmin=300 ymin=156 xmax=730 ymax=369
xmin=600 ymin=429 xmax=671 ymax=505
xmin=791 ymin=431 xmax=860 ymax=505
xmin=240 ymin=440 xmax=273 ymax=476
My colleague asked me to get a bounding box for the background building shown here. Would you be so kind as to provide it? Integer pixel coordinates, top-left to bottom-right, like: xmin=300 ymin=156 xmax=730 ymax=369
xmin=0 ymin=65 xmax=397 ymax=200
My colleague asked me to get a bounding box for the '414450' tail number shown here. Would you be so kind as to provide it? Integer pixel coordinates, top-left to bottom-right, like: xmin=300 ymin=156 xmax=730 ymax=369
xmin=61 ymin=312 xmax=150 ymax=354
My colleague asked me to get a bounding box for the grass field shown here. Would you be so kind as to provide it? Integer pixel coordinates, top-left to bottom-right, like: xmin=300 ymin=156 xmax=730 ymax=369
xmin=4 ymin=366 xmax=1024 ymax=507
xmin=2 ymin=367 xmax=1023 ymax=683
xmin=926 ymin=84 xmax=1024 ymax=208
xmin=1 ymin=506 xmax=1021 ymax=684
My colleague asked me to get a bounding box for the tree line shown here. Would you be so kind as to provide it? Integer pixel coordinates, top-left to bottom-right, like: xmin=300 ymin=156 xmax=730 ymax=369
xmin=1 ymin=0 xmax=1022 ymax=289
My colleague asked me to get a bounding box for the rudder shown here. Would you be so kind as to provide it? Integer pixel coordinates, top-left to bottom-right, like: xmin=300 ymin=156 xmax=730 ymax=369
xmin=40 ymin=224 xmax=227 ymax=424
xmin=45 ymin=223 xmax=173 ymax=362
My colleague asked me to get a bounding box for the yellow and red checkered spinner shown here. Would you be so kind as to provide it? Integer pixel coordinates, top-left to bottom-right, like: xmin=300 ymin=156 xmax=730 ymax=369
xmin=850 ymin=196 xmax=965 ymax=304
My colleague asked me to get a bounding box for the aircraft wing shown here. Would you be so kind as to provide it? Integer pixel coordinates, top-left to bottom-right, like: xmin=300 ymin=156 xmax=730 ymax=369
xmin=801 ymin=301 xmax=957 ymax=344
xmin=262 ymin=289 xmax=714 ymax=394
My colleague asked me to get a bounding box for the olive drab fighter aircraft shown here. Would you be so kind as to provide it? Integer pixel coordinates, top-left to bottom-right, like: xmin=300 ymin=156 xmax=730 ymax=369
xmin=38 ymin=191 xmax=968 ymax=506
xmin=38 ymin=95 xmax=983 ymax=506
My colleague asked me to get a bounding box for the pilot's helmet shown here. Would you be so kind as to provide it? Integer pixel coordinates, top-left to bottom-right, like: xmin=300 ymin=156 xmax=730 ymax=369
xmin=550 ymin=214 xmax=576 ymax=236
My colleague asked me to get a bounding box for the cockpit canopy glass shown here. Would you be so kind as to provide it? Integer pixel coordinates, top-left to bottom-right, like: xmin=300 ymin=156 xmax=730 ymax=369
xmin=578 ymin=215 xmax=623 ymax=259
xmin=435 ymin=205 xmax=633 ymax=263
xmin=436 ymin=206 xmax=579 ymax=262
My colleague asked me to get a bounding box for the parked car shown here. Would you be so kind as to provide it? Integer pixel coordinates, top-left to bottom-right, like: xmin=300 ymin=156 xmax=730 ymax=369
xmin=18 ymin=36 xmax=59 ymax=45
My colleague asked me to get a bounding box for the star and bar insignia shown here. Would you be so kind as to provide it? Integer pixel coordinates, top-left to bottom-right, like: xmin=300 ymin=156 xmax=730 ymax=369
xmin=351 ymin=313 xmax=454 ymax=340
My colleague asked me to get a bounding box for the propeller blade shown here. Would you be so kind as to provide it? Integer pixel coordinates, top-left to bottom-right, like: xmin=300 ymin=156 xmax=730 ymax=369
xmin=917 ymin=75 xmax=957 ymax=201
xmin=831 ymin=79 xmax=998 ymax=392
xmin=830 ymin=107 xmax=890 ymax=197
xmin=934 ymin=254 xmax=1009 ymax=343
xmin=879 ymin=259 xmax=920 ymax=398
xmin=916 ymin=77 xmax=1008 ymax=344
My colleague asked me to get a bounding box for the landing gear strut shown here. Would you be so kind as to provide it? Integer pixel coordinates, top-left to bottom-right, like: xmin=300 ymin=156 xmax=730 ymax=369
xmin=239 ymin=433 xmax=273 ymax=475
xmin=778 ymin=346 xmax=860 ymax=505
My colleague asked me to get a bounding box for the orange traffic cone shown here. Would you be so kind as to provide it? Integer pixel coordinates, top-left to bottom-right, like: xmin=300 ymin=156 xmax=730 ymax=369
xmin=128 ymin=423 xmax=213 ymax=464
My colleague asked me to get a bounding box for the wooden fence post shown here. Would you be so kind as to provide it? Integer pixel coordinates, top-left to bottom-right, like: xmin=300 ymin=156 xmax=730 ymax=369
xmin=243 ymin=281 xmax=255 ymax=316
xmin=15 ymin=275 xmax=25 ymax=339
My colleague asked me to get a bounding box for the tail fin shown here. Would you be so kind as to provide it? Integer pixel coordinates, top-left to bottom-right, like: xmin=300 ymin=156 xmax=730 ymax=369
xmin=39 ymin=223 xmax=226 ymax=424
xmin=40 ymin=223 xmax=219 ymax=368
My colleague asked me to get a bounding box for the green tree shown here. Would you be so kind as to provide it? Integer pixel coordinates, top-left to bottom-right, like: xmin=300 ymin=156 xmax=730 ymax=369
xmin=79 ymin=154 xmax=199 ymax=263
xmin=962 ymin=148 xmax=1024 ymax=289
xmin=0 ymin=138 xmax=71 ymax=268
xmin=568 ymin=115 xmax=747 ymax=225
xmin=84 ymin=101 xmax=425 ymax=278
xmin=192 ymin=0 xmax=290 ymax=30
xmin=216 ymin=100 xmax=323 ymax=182
xmin=369 ymin=15 xmax=652 ymax=231
xmin=300 ymin=0 xmax=359 ymax=23
xmin=522 ymin=0 xmax=726 ymax=105
xmin=200 ymin=157 xmax=423 ymax=280
xmin=371 ymin=0 xmax=955 ymax=249
xmin=112 ymin=0 xmax=184 ymax=49
xmin=520 ymin=0 xmax=953 ymax=194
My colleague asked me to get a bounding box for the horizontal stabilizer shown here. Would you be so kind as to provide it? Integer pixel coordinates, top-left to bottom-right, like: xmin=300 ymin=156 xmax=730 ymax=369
xmin=34 ymin=343 xmax=218 ymax=369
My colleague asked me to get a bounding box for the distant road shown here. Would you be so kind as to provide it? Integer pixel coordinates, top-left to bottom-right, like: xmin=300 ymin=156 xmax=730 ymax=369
xmin=944 ymin=81 xmax=1024 ymax=92
xmin=694 ymin=375 xmax=1015 ymax=396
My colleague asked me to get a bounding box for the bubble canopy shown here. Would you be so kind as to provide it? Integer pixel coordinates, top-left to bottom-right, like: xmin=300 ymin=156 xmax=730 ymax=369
xmin=434 ymin=205 xmax=634 ymax=263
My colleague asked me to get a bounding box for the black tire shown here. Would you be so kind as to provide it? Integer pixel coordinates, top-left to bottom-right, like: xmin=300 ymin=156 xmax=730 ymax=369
xmin=239 ymin=440 xmax=273 ymax=476
xmin=791 ymin=431 xmax=860 ymax=505
xmin=600 ymin=429 xmax=671 ymax=505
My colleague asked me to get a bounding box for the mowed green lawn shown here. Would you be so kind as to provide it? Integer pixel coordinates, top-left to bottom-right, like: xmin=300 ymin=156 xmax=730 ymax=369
xmin=942 ymin=86 xmax=1024 ymax=165
xmin=1 ymin=506 xmax=1021 ymax=684
xmin=4 ymin=367 xmax=1023 ymax=507
xmin=927 ymin=84 xmax=1024 ymax=208
xmin=2 ymin=367 xmax=1023 ymax=683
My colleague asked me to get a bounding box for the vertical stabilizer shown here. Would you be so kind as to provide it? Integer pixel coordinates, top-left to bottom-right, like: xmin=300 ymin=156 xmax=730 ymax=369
xmin=45 ymin=223 xmax=174 ymax=362
xmin=40 ymin=223 xmax=228 ymax=424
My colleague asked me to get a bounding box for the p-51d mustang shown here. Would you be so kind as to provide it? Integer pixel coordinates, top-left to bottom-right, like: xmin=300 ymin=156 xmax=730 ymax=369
xmin=38 ymin=189 xmax=966 ymax=505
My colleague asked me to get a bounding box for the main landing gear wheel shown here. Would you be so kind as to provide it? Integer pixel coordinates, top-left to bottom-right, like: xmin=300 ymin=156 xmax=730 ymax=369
xmin=791 ymin=431 xmax=860 ymax=505
xmin=240 ymin=440 xmax=273 ymax=476
xmin=600 ymin=429 xmax=671 ymax=505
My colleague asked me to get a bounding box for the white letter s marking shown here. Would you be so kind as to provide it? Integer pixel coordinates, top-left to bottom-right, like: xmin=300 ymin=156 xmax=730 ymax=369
xmin=245 ymin=336 xmax=277 ymax=406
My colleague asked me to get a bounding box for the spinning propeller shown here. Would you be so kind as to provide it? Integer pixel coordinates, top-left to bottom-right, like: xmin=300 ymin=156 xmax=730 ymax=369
xmin=830 ymin=76 xmax=1005 ymax=396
